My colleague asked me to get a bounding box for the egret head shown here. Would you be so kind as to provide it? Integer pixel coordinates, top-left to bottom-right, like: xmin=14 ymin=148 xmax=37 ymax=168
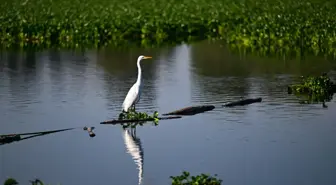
xmin=137 ymin=55 xmax=152 ymax=62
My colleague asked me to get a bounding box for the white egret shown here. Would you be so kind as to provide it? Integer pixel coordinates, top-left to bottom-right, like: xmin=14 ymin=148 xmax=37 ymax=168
xmin=122 ymin=55 xmax=152 ymax=112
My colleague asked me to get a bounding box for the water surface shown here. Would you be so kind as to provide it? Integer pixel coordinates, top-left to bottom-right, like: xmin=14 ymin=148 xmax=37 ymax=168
xmin=1 ymin=41 xmax=336 ymax=185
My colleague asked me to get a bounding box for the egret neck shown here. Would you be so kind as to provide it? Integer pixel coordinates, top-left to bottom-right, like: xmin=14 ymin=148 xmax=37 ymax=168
xmin=136 ymin=58 xmax=142 ymax=85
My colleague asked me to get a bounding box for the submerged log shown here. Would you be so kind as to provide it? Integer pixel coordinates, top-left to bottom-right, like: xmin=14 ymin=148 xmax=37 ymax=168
xmin=0 ymin=128 xmax=75 ymax=137
xmin=223 ymin=97 xmax=262 ymax=107
xmin=100 ymin=116 xmax=182 ymax=125
xmin=0 ymin=134 xmax=21 ymax=144
xmin=0 ymin=128 xmax=75 ymax=145
xmin=162 ymin=105 xmax=215 ymax=116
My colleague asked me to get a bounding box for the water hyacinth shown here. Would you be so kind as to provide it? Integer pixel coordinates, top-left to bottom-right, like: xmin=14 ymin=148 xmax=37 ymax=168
xmin=0 ymin=0 xmax=335 ymax=52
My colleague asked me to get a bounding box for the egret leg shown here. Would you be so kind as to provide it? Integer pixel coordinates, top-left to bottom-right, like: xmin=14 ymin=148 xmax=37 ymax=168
xmin=132 ymin=127 xmax=136 ymax=137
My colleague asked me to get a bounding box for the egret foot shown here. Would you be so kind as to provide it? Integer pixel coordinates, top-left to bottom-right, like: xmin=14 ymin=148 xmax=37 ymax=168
xmin=131 ymin=104 xmax=136 ymax=112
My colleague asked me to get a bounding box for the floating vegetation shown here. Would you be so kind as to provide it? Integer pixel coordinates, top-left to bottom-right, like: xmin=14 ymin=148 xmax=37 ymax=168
xmin=100 ymin=115 xmax=181 ymax=125
xmin=118 ymin=110 xmax=160 ymax=128
xmin=170 ymin=171 xmax=222 ymax=185
xmin=288 ymin=74 xmax=335 ymax=95
xmin=0 ymin=0 xmax=335 ymax=52
xmin=288 ymin=73 xmax=336 ymax=103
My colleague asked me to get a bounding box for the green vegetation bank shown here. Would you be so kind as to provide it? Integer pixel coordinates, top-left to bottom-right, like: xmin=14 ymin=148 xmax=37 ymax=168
xmin=0 ymin=0 xmax=335 ymax=51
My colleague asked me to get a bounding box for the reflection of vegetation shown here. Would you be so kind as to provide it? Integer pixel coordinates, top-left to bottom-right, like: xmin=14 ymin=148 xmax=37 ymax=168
xmin=226 ymin=42 xmax=336 ymax=59
xmin=1 ymin=0 xmax=335 ymax=52
xmin=5 ymin=172 xmax=223 ymax=185
xmin=171 ymin=171 xmax=222 ymax=185
xmin=297 ymin=93 xmax=333 ymax=104
xmin=3 ymin=178 xmax=18 ymax=185
xmin=191 ymin=40 xmax=336 ymax=78
xmin=288 ymin=74 xmax=335 ymax=103
xmin=4 ymin=178 xmax=45 ymax=185
xmin=118 ymin=110 xmax=160 ymax=128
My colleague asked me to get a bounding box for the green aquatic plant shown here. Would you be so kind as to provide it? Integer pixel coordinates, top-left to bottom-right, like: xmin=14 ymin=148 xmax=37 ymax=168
xmin=118 ymin=110 xmax=160 ymax=127
xmin=288 ymin=73 xmax=335 ymax=103
xmin=170 ymin=171 xmax=222 ymax=185
xmin=289 ymin=74 xmax=335 ymax=94
xmin=0 ymin=0 xmax=335 ymax=53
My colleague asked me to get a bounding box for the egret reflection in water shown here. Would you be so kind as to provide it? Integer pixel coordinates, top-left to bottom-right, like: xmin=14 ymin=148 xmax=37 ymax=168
xmin=122 ymin=127 xmax=144 ymax=185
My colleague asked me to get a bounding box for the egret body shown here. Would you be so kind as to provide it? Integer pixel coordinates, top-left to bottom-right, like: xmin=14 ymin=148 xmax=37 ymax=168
xmin=122 ymin=55 xmax=152 ymax=112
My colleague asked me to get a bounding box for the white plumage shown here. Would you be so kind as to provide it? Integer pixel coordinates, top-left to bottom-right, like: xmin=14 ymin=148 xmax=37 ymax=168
xmin=122 ymin=55 xmax=152 ymax=112
xmin=122 ymin=129 xmax=144 ymax=185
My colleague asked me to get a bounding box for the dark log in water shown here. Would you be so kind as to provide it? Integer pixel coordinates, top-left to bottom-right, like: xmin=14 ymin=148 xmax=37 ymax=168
xmin=0 ymin=134 xmax=21 ymax=144
xmin=223 ymin=97 xmax=262 ymax=107
xmin=100 ymin=116 xmax=182 ymax=124
xmin=162 ymin=105 xmax=216 ymax=116
xmin=1 ymin=128 xmax=75 ymax=137
xmin=0 ymin=128 xmax=75 ymax=145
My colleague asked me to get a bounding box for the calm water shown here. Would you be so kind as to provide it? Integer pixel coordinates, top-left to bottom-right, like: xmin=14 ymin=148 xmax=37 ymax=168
xmin=1 ymin=40 xmax=336 ymax=185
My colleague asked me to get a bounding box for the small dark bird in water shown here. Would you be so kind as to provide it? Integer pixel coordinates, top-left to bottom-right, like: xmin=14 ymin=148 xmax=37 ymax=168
xmin=322 ymin=102 xmax=328 ymax=108
xmin=83 ymin=127 xmax=96 ymax=137
xmin=83 ymin=126 xmax=95 ymax=132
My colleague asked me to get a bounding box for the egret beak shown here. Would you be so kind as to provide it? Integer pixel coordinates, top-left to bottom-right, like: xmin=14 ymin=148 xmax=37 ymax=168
xmin=143 ymin=56 xmax=152 ymax=59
